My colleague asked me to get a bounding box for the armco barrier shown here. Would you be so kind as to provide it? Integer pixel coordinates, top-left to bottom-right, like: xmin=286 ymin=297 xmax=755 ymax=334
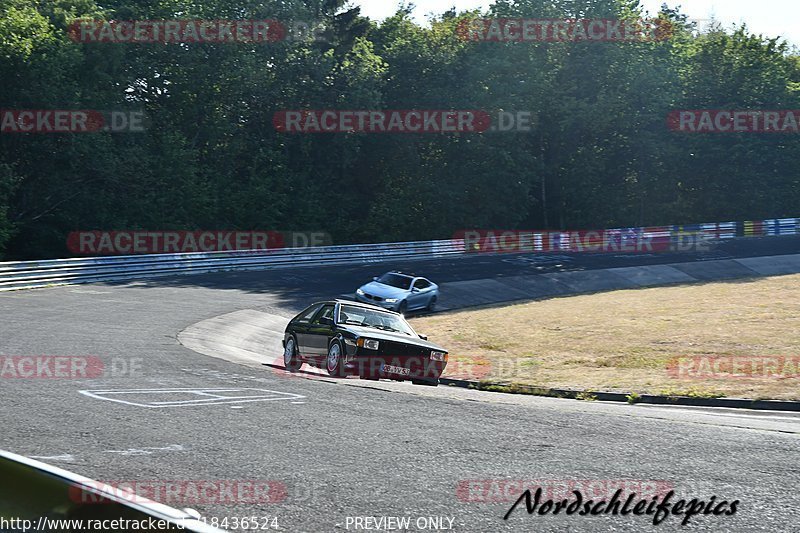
xmin=742 ymin=217 xmax=800 ymax=237
xmin=0 ymin=217 xmax=797 ymax=291
xmin=0 ymin=240 xmax=466 ymax=291
xmin=0 ymin=449 xmax=225 ymax=531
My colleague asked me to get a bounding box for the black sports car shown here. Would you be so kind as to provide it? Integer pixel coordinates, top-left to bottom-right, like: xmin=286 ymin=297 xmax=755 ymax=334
xmin=282 ymin=300 xmax=448 ymax=385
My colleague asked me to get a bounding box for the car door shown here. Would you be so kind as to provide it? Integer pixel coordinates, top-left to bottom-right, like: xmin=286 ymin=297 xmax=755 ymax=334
xmin=409 ymin=278 xmax=432 ymax=309
xmin=292 ymin=303 xmax=323 ymax=359
xmin=305 ymin=303 xmax=336 ymax=363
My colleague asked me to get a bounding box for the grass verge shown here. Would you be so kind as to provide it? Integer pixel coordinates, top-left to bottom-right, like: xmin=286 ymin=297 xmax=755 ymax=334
xmin=410 ymin=274 xmax=800 ymax=401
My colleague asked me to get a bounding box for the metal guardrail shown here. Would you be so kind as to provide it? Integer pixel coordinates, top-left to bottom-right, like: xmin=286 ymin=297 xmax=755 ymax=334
xmin=0 ymin=217 xmax=797 ymax=291
xmin=0 ymin=240 xmax=467 ymax=291
xmin=0 ymin=450 xmax=225 ymax=531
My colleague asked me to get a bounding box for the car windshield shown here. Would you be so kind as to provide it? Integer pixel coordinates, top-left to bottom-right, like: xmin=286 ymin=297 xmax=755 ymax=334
xmin=339 ymin=304 xmax=416 ymax=336
xmin=376 ymin=273 xmax=413 ymax=290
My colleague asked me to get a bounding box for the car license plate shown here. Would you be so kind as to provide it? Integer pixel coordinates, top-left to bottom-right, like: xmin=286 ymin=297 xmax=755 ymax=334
xmin=382 ymin=364 xmax=410 ymax=376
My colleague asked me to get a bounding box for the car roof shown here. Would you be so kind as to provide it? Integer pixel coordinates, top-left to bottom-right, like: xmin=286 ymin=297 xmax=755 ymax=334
xmin=384 ymin=270 xmax=415 ymax=278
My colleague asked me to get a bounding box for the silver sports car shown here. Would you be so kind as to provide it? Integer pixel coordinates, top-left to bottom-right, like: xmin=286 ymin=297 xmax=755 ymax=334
xmin=355 ymin=271 xmax=439 ymax=314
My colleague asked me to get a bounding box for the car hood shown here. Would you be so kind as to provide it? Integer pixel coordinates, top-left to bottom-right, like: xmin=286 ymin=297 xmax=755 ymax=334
xmin=340 ymin=325 xmax=447 ymax=352
xmin=359 ymin=281 xmax=408 ymax=298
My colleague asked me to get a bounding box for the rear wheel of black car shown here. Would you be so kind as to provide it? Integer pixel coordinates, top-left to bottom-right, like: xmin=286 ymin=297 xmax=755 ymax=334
xmin=283 ymin=336 xmax=301 ymax=372
xmin=326 ymin=340 xmax=346 ymax=377
xmin=412 ymin=378 xmax=439 ymax=387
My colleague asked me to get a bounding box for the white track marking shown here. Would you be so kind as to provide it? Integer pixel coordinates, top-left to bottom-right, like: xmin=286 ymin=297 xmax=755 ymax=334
xmin=78 ymin=387 xmax=305 ymax=408
xmin=103 ymin=444 xmax=184 ymax=456
xmin=29 ymin=454 xmax=75 ymax=462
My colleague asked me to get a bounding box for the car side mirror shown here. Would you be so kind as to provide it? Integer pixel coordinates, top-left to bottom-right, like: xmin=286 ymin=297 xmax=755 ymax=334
xmin=411 ymin=287 xmax=420 ymax=293
xmin=418 ymin=334 xmax=428 ymax=340
xmin=319 ymin=317 xmax=334 ymax=326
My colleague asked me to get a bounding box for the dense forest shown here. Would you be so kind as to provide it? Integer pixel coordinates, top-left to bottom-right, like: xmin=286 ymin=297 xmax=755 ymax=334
xmin=1 ymin=0 xmax=799 ymax=259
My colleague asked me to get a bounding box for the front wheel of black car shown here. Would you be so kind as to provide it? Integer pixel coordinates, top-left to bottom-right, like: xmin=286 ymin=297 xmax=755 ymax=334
xmin=326 ymin=340 xmax=346 ymax=377
xmin=398 ymin=300 xmax=408 ymax=315
xmin=283 ymin=335 xmax=302 ymax=372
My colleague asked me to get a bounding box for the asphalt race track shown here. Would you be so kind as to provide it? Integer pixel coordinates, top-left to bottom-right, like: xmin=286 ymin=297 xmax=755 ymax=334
xmin=2 ymin=237 xmax=800 ymax=532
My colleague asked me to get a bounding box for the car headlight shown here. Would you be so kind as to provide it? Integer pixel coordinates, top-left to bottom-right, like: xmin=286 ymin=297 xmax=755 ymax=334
xmin=357 ymin=338 xmax=380 ymax=350
xmin=356 ymin=288 xmax=365 ymax=296
xmin=344 ymin=338 xmax=357 ymax=346
xmin=430 ymin=351 xmax=447 ymax=362
xmin=384 ymin=298 xmax=399 ymax=303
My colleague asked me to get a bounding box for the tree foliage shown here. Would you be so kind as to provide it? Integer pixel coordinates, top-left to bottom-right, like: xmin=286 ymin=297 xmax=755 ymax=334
xmin=1 ymin=0 xmax=798 ymax=258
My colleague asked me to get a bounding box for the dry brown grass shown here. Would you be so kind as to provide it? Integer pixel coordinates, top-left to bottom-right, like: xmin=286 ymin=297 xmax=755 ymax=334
xmin=409 ymin=274 xmax=800 ymax=400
